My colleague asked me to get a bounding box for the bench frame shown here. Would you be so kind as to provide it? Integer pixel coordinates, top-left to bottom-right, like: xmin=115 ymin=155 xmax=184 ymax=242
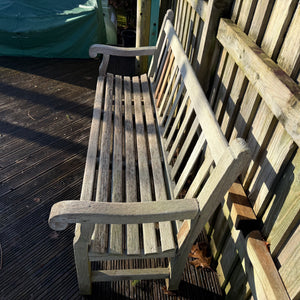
xmin=49 ymin=10 xmax=251 ymax=295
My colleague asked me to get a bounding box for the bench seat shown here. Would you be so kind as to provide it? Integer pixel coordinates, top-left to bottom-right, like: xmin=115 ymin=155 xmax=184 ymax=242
xmin=88 ymin=73 xmax=177 ymax=259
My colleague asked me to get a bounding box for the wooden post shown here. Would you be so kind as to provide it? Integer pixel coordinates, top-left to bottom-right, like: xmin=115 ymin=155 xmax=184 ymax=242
xmin=195 ymin=0 xmax=234 ymax=94
xmin=136 ymin=0 xmax=152 ymax=73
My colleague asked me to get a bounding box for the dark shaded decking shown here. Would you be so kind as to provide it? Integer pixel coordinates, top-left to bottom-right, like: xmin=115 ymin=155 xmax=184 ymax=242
xmin=0 ymin=56 xmax=222 ymax=299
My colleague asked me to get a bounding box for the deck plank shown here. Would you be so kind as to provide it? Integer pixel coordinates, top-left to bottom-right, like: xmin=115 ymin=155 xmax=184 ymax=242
xmin=0 ymin=57 xmax=222 ymax=299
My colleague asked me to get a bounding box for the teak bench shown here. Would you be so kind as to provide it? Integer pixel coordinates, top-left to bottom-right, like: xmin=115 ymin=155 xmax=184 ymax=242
xmin=49 ymin=10 xmax=251 ymax=295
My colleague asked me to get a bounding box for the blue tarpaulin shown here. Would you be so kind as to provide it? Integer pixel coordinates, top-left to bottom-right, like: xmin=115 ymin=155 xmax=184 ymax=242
xmin=0 ymin=0 xmax=107 ymax=58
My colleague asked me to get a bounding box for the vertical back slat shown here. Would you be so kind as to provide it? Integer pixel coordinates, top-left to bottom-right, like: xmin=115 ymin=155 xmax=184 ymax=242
xmin=163 ymin=82 xmax=185 ymax=131
xmin=167 ymin=113 xmax=197 ymax=165
xmin=158 ymin=66 xmax=179 ymax=117
xmin=185 ymin=151 xmax=214 ymax=199
xmin=173 ymin=133 xmax=206 ymax=198
xmin=163 ymin=91 xmax=188 ymax=140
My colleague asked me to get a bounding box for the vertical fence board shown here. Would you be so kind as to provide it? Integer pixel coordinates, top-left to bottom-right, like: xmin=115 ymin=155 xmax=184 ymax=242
xmin=262 ymin=148 xmax=300 ymax=256
xmin=277 ymin=226 xmax=300 ymax=299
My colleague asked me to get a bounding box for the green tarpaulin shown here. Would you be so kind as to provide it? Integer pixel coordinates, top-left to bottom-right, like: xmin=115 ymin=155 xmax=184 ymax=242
xmin=0 ymin=0 xmax=107 ymax=58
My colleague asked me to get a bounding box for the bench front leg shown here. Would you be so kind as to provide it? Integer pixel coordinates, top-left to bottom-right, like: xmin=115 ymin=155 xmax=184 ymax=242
xmin=73 ymin=223 xmax=94 ymax=295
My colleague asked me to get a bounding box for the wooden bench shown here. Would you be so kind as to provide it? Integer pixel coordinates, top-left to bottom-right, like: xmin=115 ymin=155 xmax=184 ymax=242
xmin=48 ymin=10 xmax=251 ymax=295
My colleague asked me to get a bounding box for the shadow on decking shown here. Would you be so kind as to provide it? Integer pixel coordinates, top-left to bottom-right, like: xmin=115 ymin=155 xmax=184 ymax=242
xmin=0 ymin=57 xmax=223 ymax=299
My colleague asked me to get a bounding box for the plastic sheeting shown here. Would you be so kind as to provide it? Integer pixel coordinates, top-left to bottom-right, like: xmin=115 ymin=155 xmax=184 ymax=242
xmin=0 ymin=0 xmax=107 ymax=58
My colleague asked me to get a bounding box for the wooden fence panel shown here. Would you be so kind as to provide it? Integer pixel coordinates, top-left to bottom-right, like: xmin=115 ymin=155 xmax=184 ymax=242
xmin=172 ymin=0 xmax=299 ymax=298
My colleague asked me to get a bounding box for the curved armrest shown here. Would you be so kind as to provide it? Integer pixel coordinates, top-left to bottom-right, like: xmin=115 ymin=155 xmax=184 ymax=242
xmin=89 ymin=44 xmax=157 ymax=58
xmin=49 ymin=199 xmax=199 ymax=231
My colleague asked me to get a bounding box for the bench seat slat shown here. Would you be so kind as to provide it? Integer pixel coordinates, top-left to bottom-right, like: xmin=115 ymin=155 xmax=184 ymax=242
xmin=124 ymin=76 xmax=140 ymax=255
xmin=133 ymin=76 xmax=158 ymax=255
xmin=80 ymin=77 xmax=105 ymax=201
xmin=141 ymin=74 xmax=176 ymax=253
xmin=91 ymin=74 xmax=114 ymax=254
xmin=109 ymin=75 xmax=123 ymax=254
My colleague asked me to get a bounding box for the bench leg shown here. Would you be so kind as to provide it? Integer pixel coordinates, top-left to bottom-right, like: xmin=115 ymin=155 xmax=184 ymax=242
xmin=73 ymin=224 xmax=93 ymax=295
xmin=166 ymin=218 xmax=201 ymax=290
xmin=166 ymin=239 xmax=195 ymax=290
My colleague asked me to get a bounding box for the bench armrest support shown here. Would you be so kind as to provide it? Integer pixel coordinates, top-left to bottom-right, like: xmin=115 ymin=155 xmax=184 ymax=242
xmin=49 ymin=199 xmax=199 ymax=231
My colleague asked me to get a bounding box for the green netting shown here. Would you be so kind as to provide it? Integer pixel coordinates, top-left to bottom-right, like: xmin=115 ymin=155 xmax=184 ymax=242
xmin=0 ymin=0 xmax=107 ymax=58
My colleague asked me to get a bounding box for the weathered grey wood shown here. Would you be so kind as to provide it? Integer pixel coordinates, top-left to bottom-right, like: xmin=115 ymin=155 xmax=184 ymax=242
xmin=262 ymin=149 xmax=300 ymax=256
xmin=92 ymin=74 xmax=114 ymax=254
xmin=246 ymin=231 xmax=290 ymax=300
xmin=149 ymin=9 xmax=174 ymax=78
xmin=216 ymin=234 xmax=239 ymax=289
xmin=99 ymin=54 xmax=110 ymax=76
xmin=173 ymin=134 xmax=206 ymax=198
xmin=72 ymin=75 xmax=106 ymax=295
xmin=213 ymin=0 xmax=257 ymax=124
xmin=217 ymin=18 xmax=300 ymax=147
xmin=182 ymin=2 xmax=192 ymax=49
xmin=92 ymin=268 xmax=170 ymax=281
xmin=185 ymin=0 xmax=207 ymax=22
xmin=277 ymin=3 xmax=300 ymax=80
xmin=124 ymin=76 xmax=140 ymax=255
xmin=183 ymin=5 xmax=195 ymax=54
xmin=159 ymin=71 xmax=181 ymax=124
xmin=132 ymin=76 xmax=158 ymax=255
xmin=277 ymin=226 xmax=300 ymax=299
xmin=152 ymin=39 xmax=169 ymax=87
xmin=49 ymin=199 xmax=199 ymax=230
xmin=165 ymin=20 xmax=229 ymax=163
xmin=109 ymin=75 xmax=123 ymax=255
xmin=178 ymin=0 xmax=188 ymax=42
xmin=195 ymin=0 xmax=234 ymax=93
xmin=248 ymin=122 xmax=296 ymax=217
xmin=164 ymin=92 xmax=189 ymax=145
xmin=260 ymin=0 xmax=298 ymax=60
xmin=89 ymin=249 xmax=176 ymax=261
xmin=156 ymin=52 xmax=175 ymax=107
xmin=158 ymin=65 xmax=179 ymax=117
xmin=185 ymin=151 xmax=213 ymax=198
xmin=167 ymin=138 xmax=251 ymax=290
xmin=89 ymin=45 xmax=156 ymax=58
xmin=163 ymin=82 xmax=185 ymax=132
xmin=141 ymin=73 xmax=176 ymax=253
xmin=48 ymin=11 xmax=253 ymax=294
xmin=170 ymin=118 xmax=199 ymax=174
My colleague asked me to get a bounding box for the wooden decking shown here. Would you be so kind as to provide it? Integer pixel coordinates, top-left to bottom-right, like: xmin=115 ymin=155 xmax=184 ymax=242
xmin=0 ymin=57 xmax=222 ymax=299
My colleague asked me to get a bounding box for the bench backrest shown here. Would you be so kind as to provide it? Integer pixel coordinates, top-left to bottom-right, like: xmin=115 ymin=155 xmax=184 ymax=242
xmin=149 ymin=16 xmax=250 ymax=226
